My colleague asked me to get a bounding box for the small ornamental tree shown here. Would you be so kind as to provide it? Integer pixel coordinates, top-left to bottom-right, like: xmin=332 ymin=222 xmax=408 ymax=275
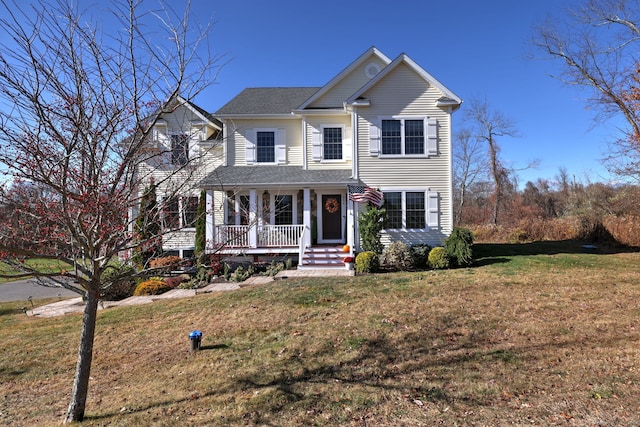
xmin=444 ymin=227 xmax=474 ymax=267
xmin=0 ymin=0 xmax=222 ymax=423
xmin=194 ymin=189 xmax=206 ymax=263
xmin=132 ymin=181 xmax=162 ymax=268
xmin=358 ymin=204 xmax=387 ymax=253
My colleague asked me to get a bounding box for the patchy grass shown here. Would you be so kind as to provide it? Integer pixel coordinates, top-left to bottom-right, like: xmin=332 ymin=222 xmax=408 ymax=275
xmin=0 ymin=258 xmax=73 ymax=284
xmin=2 ymin=242 xmax=640 ymax=426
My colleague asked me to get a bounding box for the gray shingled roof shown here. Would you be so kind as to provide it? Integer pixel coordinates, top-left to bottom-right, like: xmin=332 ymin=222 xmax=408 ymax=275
xmin=199 ymin=166 xmax=358 ymax=188
xmin=215 ymin=87 xmax=320 ymax=115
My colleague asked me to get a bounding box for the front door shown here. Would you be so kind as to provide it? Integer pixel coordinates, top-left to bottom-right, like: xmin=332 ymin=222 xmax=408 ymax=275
xmin=321 ymin=194 xmax=343 ymax=242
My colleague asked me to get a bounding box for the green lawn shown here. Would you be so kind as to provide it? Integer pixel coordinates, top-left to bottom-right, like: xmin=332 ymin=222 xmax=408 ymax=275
xmin=1 ymin=241 xmax=639 ymax=426
xmin=0 ymin=258 xmax=73 ymax=284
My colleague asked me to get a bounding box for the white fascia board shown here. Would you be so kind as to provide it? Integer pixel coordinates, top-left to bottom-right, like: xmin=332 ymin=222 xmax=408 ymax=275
xmin=216 ymin=114 xmax=301 ymax=120
xmin=291 ymin=109 xmax=349 ymax=116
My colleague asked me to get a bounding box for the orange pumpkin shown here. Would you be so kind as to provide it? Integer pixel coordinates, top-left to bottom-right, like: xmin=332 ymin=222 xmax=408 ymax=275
xmin=343 ymin=245 xmax=350 ymax=253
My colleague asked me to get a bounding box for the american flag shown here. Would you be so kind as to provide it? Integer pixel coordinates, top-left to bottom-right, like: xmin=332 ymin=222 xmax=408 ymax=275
xmin=348 ymin=185 xmax=384 ymax=208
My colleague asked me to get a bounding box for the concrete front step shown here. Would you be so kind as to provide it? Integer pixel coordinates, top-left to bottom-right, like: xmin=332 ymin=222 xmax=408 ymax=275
xmin=302 ymin=245 xmax=350 ymax=268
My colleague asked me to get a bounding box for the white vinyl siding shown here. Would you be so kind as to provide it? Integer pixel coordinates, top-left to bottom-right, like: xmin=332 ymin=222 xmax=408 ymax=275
xmin=230 ymin=119 xmax=302 ymax=166
xmin=355 ymin=62 xmax=453 ymax=240
xmin=307 ymin=56 xmax=388 ymax=109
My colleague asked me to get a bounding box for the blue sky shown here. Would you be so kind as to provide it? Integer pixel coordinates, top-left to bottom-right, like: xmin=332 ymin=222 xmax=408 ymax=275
xmin=195 ymin=0 xmax=621 ymax=186
xmin=0 ymin=0 xmax=622 ymax=186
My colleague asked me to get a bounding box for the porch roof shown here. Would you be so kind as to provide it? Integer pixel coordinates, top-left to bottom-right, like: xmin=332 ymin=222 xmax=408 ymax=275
xmin=199 ymin=166 xmax=358 ymax=189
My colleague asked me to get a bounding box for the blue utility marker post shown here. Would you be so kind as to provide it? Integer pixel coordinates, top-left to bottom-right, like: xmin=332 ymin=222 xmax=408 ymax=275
xmin=189 ymin=330 xmax=202 ymax=351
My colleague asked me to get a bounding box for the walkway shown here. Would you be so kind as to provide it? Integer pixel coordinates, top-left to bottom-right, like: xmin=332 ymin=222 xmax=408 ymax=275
xmin=24 ymin=267 xmax=353 ymax=318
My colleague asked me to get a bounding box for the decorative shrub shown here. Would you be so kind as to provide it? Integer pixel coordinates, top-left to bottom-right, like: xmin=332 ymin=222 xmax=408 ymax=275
xmin=164 ymin=274 xmax=190 ymax=289
xmin=355 ymin=251 xmax=379 ymax=274
xmin=263 ymin=261 xmax=285 ymax=277
xmin=133 ymin=277 xmax=170 ymax=296
xmin=150 ymin=255 xmax=182 ymax=269
xmin=428 ymin=247 xmax=450 ymax=270
xmin=230 ymin=265 xmax=253 ymax=282
xmin=380 ymin=241 xmax=413 ymax=271
xmin=410 ymin=244 xmax=432 ymax=270
xmin=358 ymin=204 xmax=387 ymax=253
xmin=444 ymin=227 xmax=474 ymax=267
xmin=100 ymin=262 xmax=136 ymax=301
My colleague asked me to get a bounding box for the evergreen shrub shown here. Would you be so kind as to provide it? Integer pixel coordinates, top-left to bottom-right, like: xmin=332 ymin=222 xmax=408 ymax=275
xmin=444 ymin=227 xmax=474 ymax=267
xmin=355 ymin=251 xmax=379 ymax=274
xmin=428 ymin=247 xmax=450 ymax=270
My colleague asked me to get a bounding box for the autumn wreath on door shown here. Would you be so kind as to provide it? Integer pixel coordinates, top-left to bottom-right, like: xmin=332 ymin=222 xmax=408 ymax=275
xmin=324 ymin=197 xmax=339 ymax=214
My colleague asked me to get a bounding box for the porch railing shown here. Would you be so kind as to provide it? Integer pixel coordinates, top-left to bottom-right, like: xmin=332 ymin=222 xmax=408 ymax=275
xmin=215 ymin=224 xmax=304 ymax=248
xmin=216 ymin=225 xmax=250 ymax=247
xmin=258 ymin=224 xmax=304 ymax=247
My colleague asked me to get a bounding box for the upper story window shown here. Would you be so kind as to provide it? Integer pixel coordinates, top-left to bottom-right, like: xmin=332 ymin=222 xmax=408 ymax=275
xmin=256 ymin=131 xmax=275 ymax=163
xmin=323 ymin=127 xmax=343 ymax=160
xmin=246 ymin=128 xmax=286 ymax=165
xmin=381 ymin=119 xmax=425 ymax=155
xmin=311 ymin=125 xmax=350 ymax=162
xmin=171 ymin=134 xmax=189 ymax=166
xmin=370 ymin=117 xmax=437 ymax=157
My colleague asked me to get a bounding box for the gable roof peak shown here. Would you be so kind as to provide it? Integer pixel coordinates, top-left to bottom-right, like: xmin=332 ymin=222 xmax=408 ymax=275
xmin=346 ymin=52 xmax=462 ymax=110
xmin=296 ymin=46 xmax=392 ymax=110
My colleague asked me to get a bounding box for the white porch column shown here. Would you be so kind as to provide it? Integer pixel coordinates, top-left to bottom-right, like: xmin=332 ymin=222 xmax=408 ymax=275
xmin=346 ymin=197 xmax=355 ymax=251
xmin=205 ymin=190 xmax=215 ymax=251
xmin=248 ymin=189 xmax=258 ymax=248
xmin=303 ymin=188 xmax=311 ymax=248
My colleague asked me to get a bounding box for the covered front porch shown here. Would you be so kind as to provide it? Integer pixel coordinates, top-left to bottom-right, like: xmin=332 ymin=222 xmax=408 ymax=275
xmin=200 ymin=166 xmax=360 ymax=266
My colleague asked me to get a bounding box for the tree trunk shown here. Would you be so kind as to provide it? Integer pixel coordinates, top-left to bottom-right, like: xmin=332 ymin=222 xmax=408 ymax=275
xmin=64 ymin=287 xmax=99 ymax=423
xmin=488 ymin=139 xmax=501 ymax=226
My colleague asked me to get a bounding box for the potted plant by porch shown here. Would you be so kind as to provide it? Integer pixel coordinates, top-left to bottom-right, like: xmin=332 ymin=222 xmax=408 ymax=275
xmin=343 ymin=256 xmax=354 ymax=271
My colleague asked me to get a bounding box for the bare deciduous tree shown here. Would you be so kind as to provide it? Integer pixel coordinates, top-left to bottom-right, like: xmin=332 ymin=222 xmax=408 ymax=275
xmin=0 ymin=0 xmax=222 ymax=422
xmin=534 ymin=0 xmax=640 ymax=179
xmin=464 ymin=98 xmax=519 ymax=225
xmin=453 ymin=127 xmax=487 ymax=225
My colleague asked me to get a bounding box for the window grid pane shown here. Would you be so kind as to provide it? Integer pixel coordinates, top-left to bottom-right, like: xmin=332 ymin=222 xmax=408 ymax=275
xmin=381 ymin=120 xmax=401 ymax=154
xmin=182 ymin=196 xmax=199 ymax=227
xmin=323 ymin=127 xmax=343 ymax=160
xmin=239 ymin=195 xmax=251 ymax=225
xmin=405 ymin=120 xmax=424 ymax=154
xmin=256 ymin=131 xmax=275 ymax=163
xmin=171 ymin=134 xmax=189 ymax=166
xmin=384 ymin=192 xmax=402 ymax=228
xmin=275 ymin=195 xmax=293 ymax=225
xmin=164 ymin=197 xmax=180 ymax=229
xmin=406 ymin=192 xmax=425 ymax=229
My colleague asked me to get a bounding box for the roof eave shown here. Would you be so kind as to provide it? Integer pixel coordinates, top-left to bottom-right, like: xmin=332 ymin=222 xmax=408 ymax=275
xmin=216 ymin=113 xmax=301 ymax=120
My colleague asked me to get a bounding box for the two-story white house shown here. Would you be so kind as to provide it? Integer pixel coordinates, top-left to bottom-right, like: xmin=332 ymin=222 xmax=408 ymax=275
xmin=133 ymin=96 xmax=223 ymax=260
xmin=194 ymin=47 xmax=461 ymax=267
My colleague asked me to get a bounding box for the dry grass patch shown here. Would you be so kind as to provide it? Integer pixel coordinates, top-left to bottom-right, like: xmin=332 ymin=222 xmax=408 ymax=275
xmin=1 ymin=242 xmax=640 ymax=425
